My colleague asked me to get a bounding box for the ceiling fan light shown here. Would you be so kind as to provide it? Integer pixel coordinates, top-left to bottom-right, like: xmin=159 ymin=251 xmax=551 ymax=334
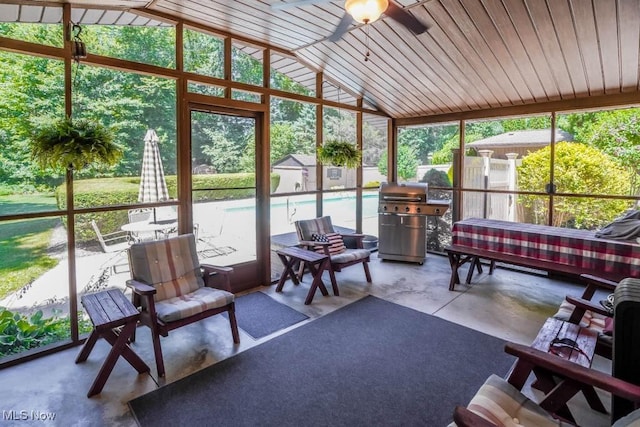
xmin=345 ymin=0 xmax=389 ymax=24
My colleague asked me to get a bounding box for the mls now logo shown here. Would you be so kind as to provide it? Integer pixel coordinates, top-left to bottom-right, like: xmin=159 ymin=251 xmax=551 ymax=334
xmin=3 ymin=410 xmax=29 ymax=421
xmin=3 ymin=410 xmax=56 ymax=421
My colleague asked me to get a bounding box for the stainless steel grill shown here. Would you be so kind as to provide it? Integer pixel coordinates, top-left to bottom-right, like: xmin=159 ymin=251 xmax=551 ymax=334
xmin=378 ymin=182 xmax=449 ymax=264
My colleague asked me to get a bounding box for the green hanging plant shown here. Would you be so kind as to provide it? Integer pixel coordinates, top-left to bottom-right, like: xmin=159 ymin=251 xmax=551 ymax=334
xmin=30 ymin=116 xmax=122 ymax=171
xmin=317 ymin=140 xmax=362 ymax=168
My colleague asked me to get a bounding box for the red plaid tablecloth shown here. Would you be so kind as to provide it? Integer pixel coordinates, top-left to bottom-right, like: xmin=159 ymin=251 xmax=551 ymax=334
xmin=452 ymin=218 xmax=640 ymax=279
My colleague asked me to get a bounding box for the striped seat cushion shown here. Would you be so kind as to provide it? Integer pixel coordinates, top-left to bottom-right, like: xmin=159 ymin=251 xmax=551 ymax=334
xmin=128 ymin=233 xmax=204 ymax=302
xmin=154 ymin=286 xmax=234 ymax=323
xmin=311 ymin=232 xmax=346 ymax=255
xmin=452 ymin=374 xmax=565 ymax=427
xmin=552 ymin=300 xmax=607 ymax=333
xmin=330 ymin=248 xmax=370 ymax=264
xmin=613 ymin=408 xmax=640 ymax=426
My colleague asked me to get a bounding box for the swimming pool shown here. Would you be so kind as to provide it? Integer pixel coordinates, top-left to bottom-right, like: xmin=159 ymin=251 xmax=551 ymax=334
xmin=220 ymin=193 xmax=379 ymax=235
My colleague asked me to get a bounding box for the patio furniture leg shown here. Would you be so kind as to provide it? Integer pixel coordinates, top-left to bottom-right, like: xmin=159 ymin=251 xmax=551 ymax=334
xmin=75 ymin=330 xmax=100 ymax=363
xmin=363 ymin=261 xmax=372 ymax=282
xmin=305 ymin=258 xmax=330 ymax=305
xmin=87 ymin=322 xmax=147 ymax=397
xmin=228 ymin=304 xmax=240 ymax=344
xmin=447 ymin=252 xmax=462 ymax=290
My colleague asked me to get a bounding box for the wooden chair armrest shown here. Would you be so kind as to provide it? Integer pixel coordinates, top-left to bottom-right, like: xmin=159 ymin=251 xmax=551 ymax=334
xmin=201 ymin=264 xmax=234 ymax=276
xmin=453 ymin=406 xmax=496 ymax=427
xmin=126 ymin=279 xmax=156 ymax=296
xmin=340 ymin=233 xmax=365 ymax=239
xmin=579 ymin=274 xmax=618 ymax=299
xmin=298 ymin=240 xmax=328 ymax=247
xmin=565 ymin=296 xmax=612 ymax=317
xmin=505 ymin=343 xmax=640 ymax=402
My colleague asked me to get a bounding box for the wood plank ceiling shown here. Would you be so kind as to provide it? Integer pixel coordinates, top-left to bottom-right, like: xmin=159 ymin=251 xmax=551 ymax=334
xmin=3 ymin=0 xmax=640 ymax=119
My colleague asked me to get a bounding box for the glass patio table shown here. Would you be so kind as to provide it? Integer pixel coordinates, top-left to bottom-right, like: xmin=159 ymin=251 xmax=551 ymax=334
xmin=121 ymin=220 xmax=177 ymax=241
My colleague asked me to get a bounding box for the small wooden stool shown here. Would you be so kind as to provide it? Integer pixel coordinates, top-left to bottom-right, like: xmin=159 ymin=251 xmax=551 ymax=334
xmin=275 ymin=246 xmax=330 ymax=305
xmin=75 ymin=289 xmax=149 ymax=397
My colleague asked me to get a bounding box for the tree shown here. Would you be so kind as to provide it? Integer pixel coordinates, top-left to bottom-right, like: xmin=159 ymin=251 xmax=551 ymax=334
xmin=397 ymin=125 xmax=458 ymax=164
xmin=566 ymin=108 xmax=640 ymax=195
xmin=0 ymin=36 xmax=65 ymax=189
xmin=202 ymin=130 xmax=246 ymax=173
xmin=378 ymin=145 xmax=419 ymax=180
xmin=518 ymin=142 xmax=631 ymax=229
xmin=431 ymin=133 xmax=483 ymax=164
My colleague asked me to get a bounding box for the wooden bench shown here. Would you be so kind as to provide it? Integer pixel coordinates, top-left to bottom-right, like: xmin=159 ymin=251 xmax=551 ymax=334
xmin=444 ymin=244 xmax=619 ymax=291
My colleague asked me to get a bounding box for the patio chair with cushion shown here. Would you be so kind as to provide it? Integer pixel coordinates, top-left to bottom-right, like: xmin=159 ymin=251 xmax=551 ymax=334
xmin=454 ymin=278 xmax=640 ymax=426
xmin=451 ymin=342 xmax=640 ymax=427
xmin=294 ymin=216 xmax=372 ymax=293
xmin=126 ymin=233 xmax=239 ymax=377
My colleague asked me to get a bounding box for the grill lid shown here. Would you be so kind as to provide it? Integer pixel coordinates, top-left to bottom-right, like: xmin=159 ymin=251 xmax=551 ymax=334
xmin=379 ymin=182 xmax=428 ymax=202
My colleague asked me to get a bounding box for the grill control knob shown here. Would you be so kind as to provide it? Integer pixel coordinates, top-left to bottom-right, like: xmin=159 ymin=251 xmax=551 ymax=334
xmin=416 ymin=207 xmax=421 ymax=213
xmin=405 ymin=206 xmax=410 ymax=213
xmin=394 ymin=206 xmax=399 ymax=212
xmin=435 ymin=208 xmax=441 ymax=215
xmin=383 ymin=205 xmax=387 ymax=211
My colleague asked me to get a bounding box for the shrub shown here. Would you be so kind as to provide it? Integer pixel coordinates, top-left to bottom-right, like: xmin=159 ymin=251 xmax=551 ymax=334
xmin=190 ymin=173 xmax=280 ymax=201
xmin=56 ymin=173 xmax=281 ymax=242
xmin=0 ymin=308 xmax=92 ymax=357
xmin=421 ymin=169 xmax=452 ymax=202
xmin=518 ymin=142 xmax=632 ymax=229
xmin=420 ymin=169 xmax=451 ymax=187
xmin=56 ymin=177 xmax=140 ymax=242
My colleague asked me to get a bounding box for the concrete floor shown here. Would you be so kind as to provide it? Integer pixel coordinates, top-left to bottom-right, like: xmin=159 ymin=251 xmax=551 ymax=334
xmin=0 ymin=252 xmax=612 ymax=426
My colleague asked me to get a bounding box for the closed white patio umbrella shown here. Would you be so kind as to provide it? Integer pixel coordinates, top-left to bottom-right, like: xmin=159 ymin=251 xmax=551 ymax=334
xmin=138 ymin=129 xmax=169 ymax=204
xmin=137 ymin=129 xmax=170 ymax=228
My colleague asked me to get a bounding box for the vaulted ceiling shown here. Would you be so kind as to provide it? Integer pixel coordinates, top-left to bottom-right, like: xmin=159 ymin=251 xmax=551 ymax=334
xmin=4 ymin=0 xmax=640 ymax=119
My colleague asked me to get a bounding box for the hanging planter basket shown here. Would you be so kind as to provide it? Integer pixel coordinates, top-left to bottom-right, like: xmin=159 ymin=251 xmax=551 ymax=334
xmin=30 ymin=116 xmax=122 ymax=171
xmin=317 ymin=140 xmax=362 ymax=168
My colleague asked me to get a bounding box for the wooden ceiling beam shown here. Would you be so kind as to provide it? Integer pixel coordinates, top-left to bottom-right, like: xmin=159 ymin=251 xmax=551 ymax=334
xmin=396 ymin=91 xmax=640 ymax=126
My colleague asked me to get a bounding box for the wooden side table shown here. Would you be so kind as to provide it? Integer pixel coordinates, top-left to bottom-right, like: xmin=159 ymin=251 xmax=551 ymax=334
xmin=75 ymin=289 xmax=149 ymax=397
xmin=275 ymin=246 xmax=331 ymax=305
xmin=509 ymin=317 xmax=605 ymax=423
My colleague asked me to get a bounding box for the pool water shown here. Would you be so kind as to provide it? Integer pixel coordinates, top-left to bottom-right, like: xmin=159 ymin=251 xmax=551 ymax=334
xmin=222 ymin=193 xmax=379 ymax=236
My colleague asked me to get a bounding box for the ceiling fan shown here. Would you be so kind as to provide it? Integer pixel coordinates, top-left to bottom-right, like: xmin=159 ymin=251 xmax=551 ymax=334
xmin=271 ymin=0 xmax=429 ymax=42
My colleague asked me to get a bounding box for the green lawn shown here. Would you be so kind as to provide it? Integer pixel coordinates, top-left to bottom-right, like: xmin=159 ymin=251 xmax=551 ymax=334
xmin=0 ymin=194 xmax=59 ymax=299
xmin=0 ymin=194 xmax=59 ymax=215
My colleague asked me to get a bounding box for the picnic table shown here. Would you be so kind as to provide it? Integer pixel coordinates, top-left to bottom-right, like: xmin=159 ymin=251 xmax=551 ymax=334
xmin=446 ymin=218 xmax=640 ymax=290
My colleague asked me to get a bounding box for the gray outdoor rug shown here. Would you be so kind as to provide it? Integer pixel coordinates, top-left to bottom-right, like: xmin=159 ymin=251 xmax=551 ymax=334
xmin=129 ymin=295 xmax=515 ymax=427
xmin=226 ymin=291 xmax=309 ymax=339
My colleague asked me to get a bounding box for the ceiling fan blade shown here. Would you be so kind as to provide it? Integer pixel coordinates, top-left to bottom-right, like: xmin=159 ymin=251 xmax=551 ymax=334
xmin=328 ymin=13 xmax=355 ymax=42
xmin=270 ymin=0 xmax=331 ymax=10
xmin=384 ymin=1 xmax=429 ymax=35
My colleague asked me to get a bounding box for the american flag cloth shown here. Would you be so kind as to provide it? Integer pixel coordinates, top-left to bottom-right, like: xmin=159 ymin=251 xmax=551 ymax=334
xmin=311 ymin=232 xmax=346 ymax=255
xmin=138 ymin=129 xmax=170 ymax=203
xmin=452 ymin=218 xmax=640 ymax=281
xmin=295 ymin=216 xmax=334 ymax=241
